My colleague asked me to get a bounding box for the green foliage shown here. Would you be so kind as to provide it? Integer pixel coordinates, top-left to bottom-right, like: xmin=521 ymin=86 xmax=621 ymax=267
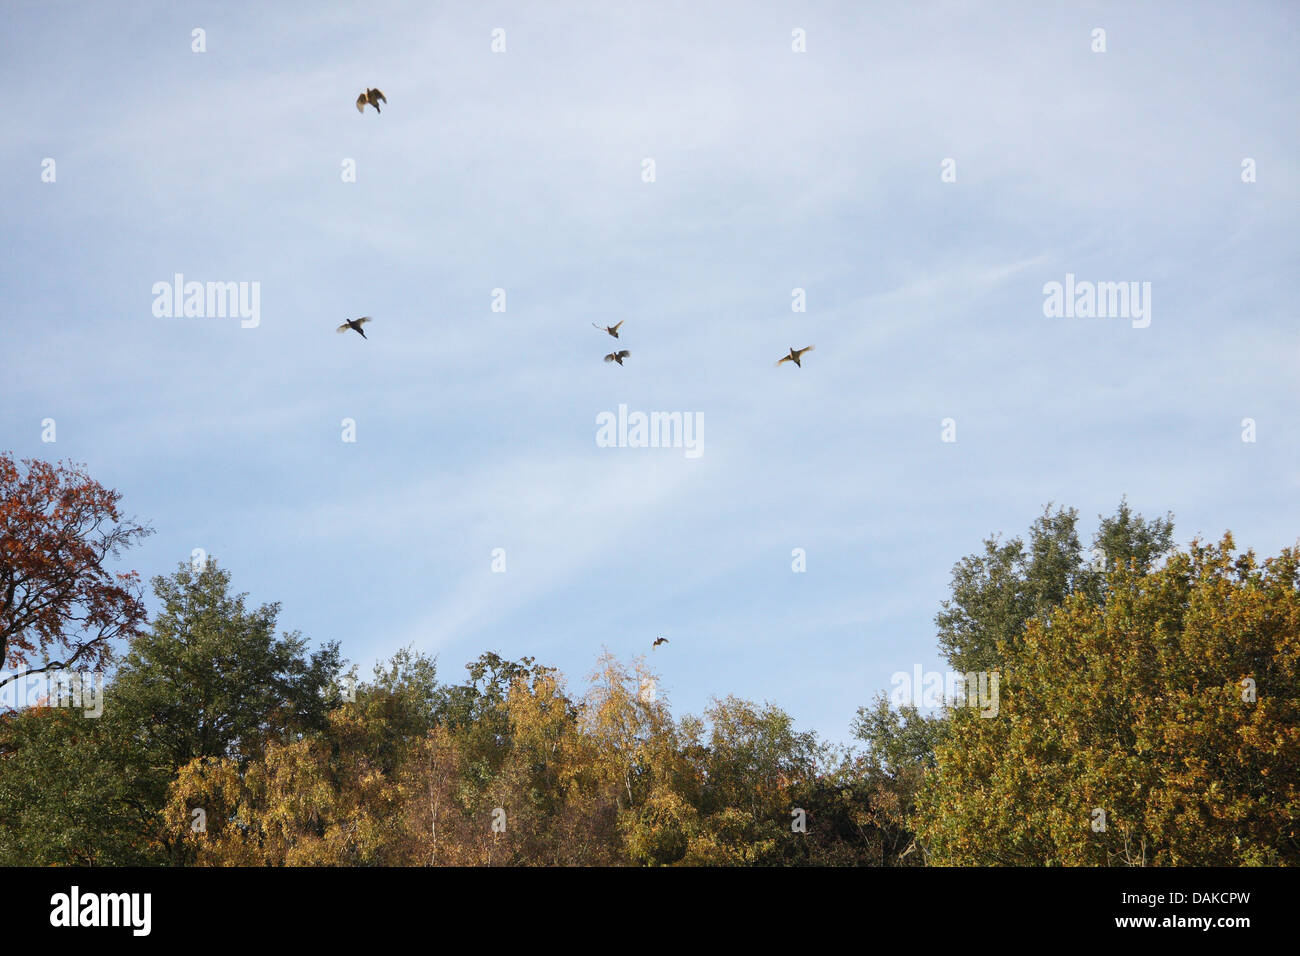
xmin=0 ymin=560 xmax=343 ymax=865
xmin=0 ymin=708 xmax=154 ymax=865
xmin=853 ymin=694 xmax=945 ymax=777
xmin=936 ymin=499 xmax=1176 ymax=674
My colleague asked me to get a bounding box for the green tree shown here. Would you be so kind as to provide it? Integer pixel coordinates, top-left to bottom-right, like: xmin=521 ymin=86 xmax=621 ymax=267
xmin=0 ymin=706 xmax=155 ymax=865
xmin=113 ymin=560 xmax=342 ymax=771
xmin=936 ymin=500 xmax=1174 ymax=674
xmin=0 ymin=559 xmax=342 ymax=864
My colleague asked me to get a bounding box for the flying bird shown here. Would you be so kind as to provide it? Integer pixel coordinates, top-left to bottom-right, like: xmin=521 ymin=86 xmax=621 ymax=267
xmin=336 ymin=316 xmax=373 ymax=339
xmin=592 ymin=321 xmax=624 ymax=338
xmin=604 ymin=350 xmax=630 ymax=366
xmin=775 ymin=345 xmax=815 ymax=368
xmin=356 ymin=88 xmax=387 ymax=114
xmin=653 ymin=636 xmax=669 ymax=648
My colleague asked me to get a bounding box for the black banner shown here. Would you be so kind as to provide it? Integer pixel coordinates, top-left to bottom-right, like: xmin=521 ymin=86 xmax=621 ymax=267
xmin=7 ymin=866 xmax=1280 ymax=943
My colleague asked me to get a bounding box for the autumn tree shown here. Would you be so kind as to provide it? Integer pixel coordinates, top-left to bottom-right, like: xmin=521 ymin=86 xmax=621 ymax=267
xmin=0 ymin=454 xmax=151 ymax=690
xmin=851 ymin=500 xmax=1179 ymax=864
xmin=419 ymin=654 xmax=616 ymax=865
xmin=164 ymin=651 xmax=432 ymax=867
xmin=394 ymin=724 xmax=474 ymax=865
xmin=432 ymin=651 xmax=560 ymax=822
xmin=581 ymin=652 xmax=678 ymax=812
xmin=166 ymin=720 xmax=403 ymax=867
xmin=915 ymin=535 xmax=1300 ymax=865
xmin=494 ymin=670 xmax=623 ymax=864
xmin=674 ymin=696 xmax=823 ymax=865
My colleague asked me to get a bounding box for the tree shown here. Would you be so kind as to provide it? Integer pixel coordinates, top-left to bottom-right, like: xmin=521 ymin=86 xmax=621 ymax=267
xmin=433 ymin=651 xmax=558 ymax=809
xmin=0 ymin=454 xmax=151 ymax=691
xmin=580 ymin=651 xmax=676 ymax=816
xmin=336 ymin=647 xmax=440 ymax=775
xmin=935 ymin=500 xmax=1174 ymax=673
xmin=166 ymin=651 xmax=620 ymax=867
xmin=395 ymin=724 xmax=473 ymax=865
xmin=848 ymin=694 xmax=946 ymax=863
xmin=0 ymin=705 xmax=156 ymax=865
xmin=112 ymin=560 xmax=343 ymax=772
xmin=915 ymin=535 xmax=1300 ymax=865
xmin=166 ymin=654 xmax=430 ymax=867
xmin=0 ymin=559 xmax=344 ymax=865
xmin=857 ymin=499 xmax=1177 ymax=863
xmin=677 ymin=696 xmax=823 ymax=865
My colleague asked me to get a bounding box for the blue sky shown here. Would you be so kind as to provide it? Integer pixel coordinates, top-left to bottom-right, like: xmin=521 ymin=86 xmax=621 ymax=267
xmin=2 ymin=1 xmax=1297 ymax=744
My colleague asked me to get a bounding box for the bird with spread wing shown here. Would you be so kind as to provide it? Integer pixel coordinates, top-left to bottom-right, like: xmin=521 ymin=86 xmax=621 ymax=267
xmin=775 ymin=345 xmax=815 ymax=368
xmin=337 ymin=316 xmax=373 ymax=339
xmin=592 ymin=321 xmax=624 ymax=338
xmin=604 ymin=350 xmax=630 ymax=366
xmin=356 ymin=88 xmax=387 ymax=114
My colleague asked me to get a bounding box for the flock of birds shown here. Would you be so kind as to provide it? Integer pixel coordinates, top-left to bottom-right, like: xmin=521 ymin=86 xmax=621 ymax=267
xmin=339 ymin=88 xmax=817 ymax=651
xmin=338 ymin=86 xmax=816 ymax=372
xmin=339 ymin=308 xmax=812 ymax=371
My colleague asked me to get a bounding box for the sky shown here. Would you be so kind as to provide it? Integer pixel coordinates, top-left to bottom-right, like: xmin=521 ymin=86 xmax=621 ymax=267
xmin=2 ymin=0 xmax=1297 ymax=744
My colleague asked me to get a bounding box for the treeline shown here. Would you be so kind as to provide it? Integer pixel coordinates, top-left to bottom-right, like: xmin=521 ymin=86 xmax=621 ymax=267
xmin=0 ymin=558 xmax=917 ymax=865
xmin=0 ymin=455 xmax=1296 ymax=865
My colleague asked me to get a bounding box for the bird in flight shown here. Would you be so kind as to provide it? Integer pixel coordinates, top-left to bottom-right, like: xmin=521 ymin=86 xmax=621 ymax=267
xmin=604 ymin=350 xmax=630 ymax=366
xmin=653 ymin=636 xmax=669 ymax=648
xmin=356 ymin=88 xmax=387 ymax=114
xmin=337 ymin=316 xmax=373 ymax=339
xmin=592 ymin=321 xmax=624 ymax=339
xmin=775 ymin=345 xmax=815 ymax=368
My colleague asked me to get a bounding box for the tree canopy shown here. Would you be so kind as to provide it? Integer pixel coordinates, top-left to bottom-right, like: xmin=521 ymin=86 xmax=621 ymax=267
xmin=2 ymin=461 xmax=1294 ymax=866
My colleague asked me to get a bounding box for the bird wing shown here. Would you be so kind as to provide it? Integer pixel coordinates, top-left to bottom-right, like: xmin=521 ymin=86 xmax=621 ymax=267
xmin=372 ymin=89 xmax=386 ymax=103
xmin=336 ymin=323 xmax=352 ymax=333
xmin=355 ymin=316 xmax=372 ymax=325
xmin=618 ymin=350 xmax=630 ymax=359
xmin=611 ymin=321 xmax=624 ymax=331
xmin=604 ymin=353 xmax=616 ymax=362
xmin=795 ymin=345 xmax=815 ymax=357
xmin=592 ymin=322 xmax=604 ymax=331
xmin=356 ymin=93 xmax=367 ymax=112
xmin=775 ymin=355 xmax=792 ymax=366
